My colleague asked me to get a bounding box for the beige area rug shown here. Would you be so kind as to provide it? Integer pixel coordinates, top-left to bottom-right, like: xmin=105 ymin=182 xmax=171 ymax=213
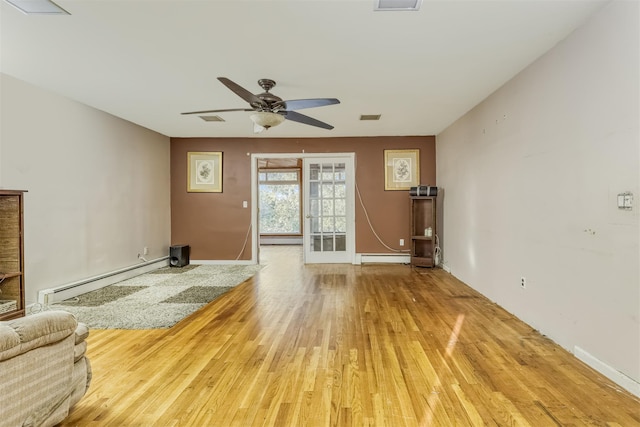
xmin=51 ymin=264 xmax=261 ymax=329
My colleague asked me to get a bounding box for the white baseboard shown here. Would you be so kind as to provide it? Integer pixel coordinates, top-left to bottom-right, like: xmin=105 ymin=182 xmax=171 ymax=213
xmin=191 ymin=260 xmax=256 ymax=266
xmin=574 ymin=346 xmax=640 ymax=397
xmin=357 ymin=253 xmax=411 ymax=264
xmin=37 ymin=256 xmax=169 ymax=305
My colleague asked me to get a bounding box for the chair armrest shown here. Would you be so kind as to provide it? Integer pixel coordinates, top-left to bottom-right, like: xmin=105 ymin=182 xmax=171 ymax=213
xmin=0 ymin=311 xmax=77 ymax=362
xmin=75 ymin=322 xmax=89 ymax=344
xmin=73 ymin=322 xmax=90 ymax=362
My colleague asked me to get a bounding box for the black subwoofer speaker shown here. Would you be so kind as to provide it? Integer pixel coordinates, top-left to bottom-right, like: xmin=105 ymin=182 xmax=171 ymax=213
xmin=170 ymin=244 xmax=190 ymax=267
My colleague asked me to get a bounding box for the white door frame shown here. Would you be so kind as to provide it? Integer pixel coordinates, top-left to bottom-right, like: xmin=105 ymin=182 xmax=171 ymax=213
xmin=250 ymin=152 xmax=356 ymax=264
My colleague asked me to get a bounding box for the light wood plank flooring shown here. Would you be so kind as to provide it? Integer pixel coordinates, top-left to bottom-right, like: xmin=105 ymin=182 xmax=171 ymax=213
xmin=62 ymin=246 xmax=639 ymax=426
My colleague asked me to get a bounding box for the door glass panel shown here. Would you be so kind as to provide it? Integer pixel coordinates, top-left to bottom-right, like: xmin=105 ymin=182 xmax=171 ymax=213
xmin=305 ymin=157 xmax=352 ymax=263
xmin=310 ymin=199 xmax=319 ymax=216
xmin=322 ymin=236 xmax=334 ymax=251
xmin=322 ymin=200 xmax=333 ymax=216
xmin=309 ymin=182 xmax=319 ymax=198
xmin=310 ymin=164 xmax=320 ymax=180
xmin=312 ymin=235 xmax=322 ymax=251
xmin=321 ymin=164 xmax=334 ymax=181
xmin=322 ymin=183 xmax=334 ymax=198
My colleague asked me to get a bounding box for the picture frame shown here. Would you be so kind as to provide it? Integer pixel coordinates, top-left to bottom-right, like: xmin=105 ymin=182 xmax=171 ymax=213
xmin=187 ymin=151 xmax=222 ymax=193
xmin=384 ymin=149 xmax=420 ymax=191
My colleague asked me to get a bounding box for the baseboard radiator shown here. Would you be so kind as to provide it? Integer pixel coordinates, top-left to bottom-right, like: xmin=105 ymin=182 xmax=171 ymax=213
xmin=356 ymin=253 xmax=411 ymax=264
xmin=259 ymin=237 xmax=303 ymax=245
xmin=37 ymin=256 xmax=169 ymax=305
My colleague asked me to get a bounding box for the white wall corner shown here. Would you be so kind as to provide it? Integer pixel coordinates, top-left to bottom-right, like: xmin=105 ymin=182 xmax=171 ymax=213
xmin=574 ymin=346 xmax=640 ymax=398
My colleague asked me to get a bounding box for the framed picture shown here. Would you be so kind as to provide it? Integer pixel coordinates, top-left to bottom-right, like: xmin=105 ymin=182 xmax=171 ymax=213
xmin=384 ymin=149 xmax=420 ymax=191
xmin=187 ymin=151 xmax=222 ymax=192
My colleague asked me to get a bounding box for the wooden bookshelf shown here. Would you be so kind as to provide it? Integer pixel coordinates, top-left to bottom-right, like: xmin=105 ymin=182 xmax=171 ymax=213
xmin=0 ymin=190 xmax=26 ymax=320
xmin=410 ymin=196 xmax=436 ymax=267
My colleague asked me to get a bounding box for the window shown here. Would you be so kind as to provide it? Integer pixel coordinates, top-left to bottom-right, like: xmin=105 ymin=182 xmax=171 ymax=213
xmin=259 ymin=169 xmax=301 ymax=235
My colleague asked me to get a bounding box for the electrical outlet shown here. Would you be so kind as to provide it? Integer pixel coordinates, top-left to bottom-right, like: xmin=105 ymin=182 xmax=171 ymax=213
xmin=521 ymin=276 xmax=526 ymax=289
xmin=400 ymin=239 xmax=405 ymax=246
xmin=143 ymin=246 xmax=149 ymax=255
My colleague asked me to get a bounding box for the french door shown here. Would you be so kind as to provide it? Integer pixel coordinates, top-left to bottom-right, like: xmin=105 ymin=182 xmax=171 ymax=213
xmin=303 ymin=156 xmax=355 ymax=263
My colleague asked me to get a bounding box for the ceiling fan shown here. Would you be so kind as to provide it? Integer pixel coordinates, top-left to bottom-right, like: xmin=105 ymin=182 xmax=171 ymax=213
xmin=181 ymin=77 xmax=340 ymax=133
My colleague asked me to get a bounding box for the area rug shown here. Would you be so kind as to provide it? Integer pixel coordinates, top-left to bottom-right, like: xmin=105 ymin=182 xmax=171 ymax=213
xmin=51 ymin=264 xmax=261 ymax=329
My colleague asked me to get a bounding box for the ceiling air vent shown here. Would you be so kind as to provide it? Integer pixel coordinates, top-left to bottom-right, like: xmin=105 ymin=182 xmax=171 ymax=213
xmin=199 ymin=115 xmax=225 ymax=122
xmin=4 ymin=0 xmax=70 ymax=14
xmin=360 ymin=114 xmax=381 ymax=121
xmin=374 ymin=0 xmax=421 ymax=11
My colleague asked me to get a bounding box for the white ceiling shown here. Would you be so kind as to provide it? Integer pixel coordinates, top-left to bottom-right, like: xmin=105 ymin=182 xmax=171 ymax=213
xmin=0 ymin=0 xmax=605 ymax=138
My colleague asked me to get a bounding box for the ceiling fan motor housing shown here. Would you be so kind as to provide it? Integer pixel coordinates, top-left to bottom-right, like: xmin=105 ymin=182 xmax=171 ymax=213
xmin=254 ymin=79 xmax=282 ymax=111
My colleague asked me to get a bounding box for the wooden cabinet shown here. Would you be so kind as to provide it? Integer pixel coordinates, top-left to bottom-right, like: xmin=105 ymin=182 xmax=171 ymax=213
xmin=0 ymin=190 xmax=26 ymax=320
xmin=410 ymin=196 xmax=436 ymax=267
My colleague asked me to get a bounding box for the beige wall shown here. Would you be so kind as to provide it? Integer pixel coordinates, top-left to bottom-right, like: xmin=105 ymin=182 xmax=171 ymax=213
xmin=171 ymin=136 xmax=436 ymax=260
xmin=0 ymin=74 xmax=172 ymax=304
xmin=436 ymin=1 xmax=639 ymax=389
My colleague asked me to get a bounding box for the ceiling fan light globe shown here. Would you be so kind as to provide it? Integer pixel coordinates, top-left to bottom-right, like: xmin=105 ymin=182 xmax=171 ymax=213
xmin=250 ymin=112 xmax=285 ymax=129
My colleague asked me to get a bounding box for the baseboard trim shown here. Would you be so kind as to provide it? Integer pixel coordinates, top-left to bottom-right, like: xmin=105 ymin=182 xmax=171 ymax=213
xmin=37 ymin=256 xmax=169 ymax=305
xmin=574 ymin=345 xmax=640 ymax=397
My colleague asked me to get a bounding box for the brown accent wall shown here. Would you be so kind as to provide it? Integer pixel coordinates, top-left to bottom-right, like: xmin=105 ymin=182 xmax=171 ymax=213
xmin=171 ymin=136 xmax=435 ymax=260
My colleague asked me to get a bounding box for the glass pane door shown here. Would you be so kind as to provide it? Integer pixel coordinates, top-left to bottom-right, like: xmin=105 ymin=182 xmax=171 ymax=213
xmin=304 ymin=157 xmax=354 ymax=263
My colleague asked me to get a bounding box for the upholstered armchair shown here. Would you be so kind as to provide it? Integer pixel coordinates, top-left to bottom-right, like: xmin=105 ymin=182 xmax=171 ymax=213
xmin=0 ymin=311 xmax=91 ymax=427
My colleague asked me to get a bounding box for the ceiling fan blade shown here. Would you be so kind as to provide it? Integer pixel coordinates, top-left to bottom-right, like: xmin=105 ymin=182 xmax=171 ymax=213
xmin=276 ymin=98 xmax=340 ymax=111
xmin=181 ymin=108 xmax=253 ymax=115
xmin=283 ymin=110 xmax=334 ymax=130
xmin=217 ymin=77 xmax=266 ymax=107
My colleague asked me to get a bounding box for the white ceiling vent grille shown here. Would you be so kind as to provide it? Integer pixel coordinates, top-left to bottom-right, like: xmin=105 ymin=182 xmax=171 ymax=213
xmin=199 ymin=115 xmax=225 ymax=122
xmin=374 ymin=0 xmax=421 ymax=11
xmin=4 ymin=0 xmax=70 ymax=14
xmin=360 ymin=114 xmax=381 ymax=121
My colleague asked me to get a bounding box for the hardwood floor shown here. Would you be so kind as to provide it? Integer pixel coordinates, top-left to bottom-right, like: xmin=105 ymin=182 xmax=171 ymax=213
xmin=62 ymin=246 xmax=639 ymax=426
